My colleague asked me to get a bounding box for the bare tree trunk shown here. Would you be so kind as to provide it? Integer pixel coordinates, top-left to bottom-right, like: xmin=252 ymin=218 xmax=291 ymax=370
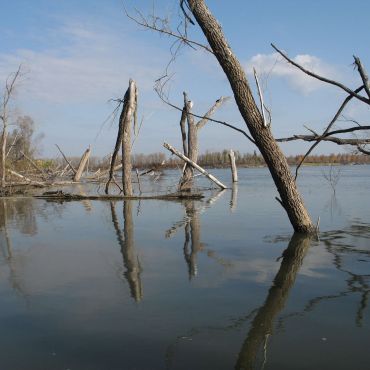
xmin=73 ymin=147 xmax=91 ymax=182
xmin=0 ymin=129 xmax=7 ymax=188
xmin=122 ymin=80 xmax=136 ymax=196
xmin=105 ymin=79 xmax=137 ymax=196
xmin=180 ymin=94 xmax=197 ymax=190
xmin=187 ymin=0 xmax=314 ymax=234
xmin=228 ymin=149 xmax=238 ymax=182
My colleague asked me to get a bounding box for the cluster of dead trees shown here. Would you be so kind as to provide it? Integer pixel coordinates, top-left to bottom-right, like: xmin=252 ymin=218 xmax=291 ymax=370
xmin=2 ymin=0 xmax=370 ymax=235
xmin=125 ymin=0 xmax=370 ymax=235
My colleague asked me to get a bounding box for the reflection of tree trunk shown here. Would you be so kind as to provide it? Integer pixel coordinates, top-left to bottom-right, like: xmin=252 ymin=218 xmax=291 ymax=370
xmin=110 ymin=201 xmax=143 ymax=302
xmin=183 ymin=201 xmax=203 ymax=279
xmin=0 ymin=199 xmax=12 ymax=258
xmin=235 ymin=234 xmax=311 ymax=370
xmin=230 ymin=183 xmax=238 ymax=212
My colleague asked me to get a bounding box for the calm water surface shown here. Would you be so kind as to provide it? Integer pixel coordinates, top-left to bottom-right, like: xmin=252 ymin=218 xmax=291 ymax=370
xmin=0 ymin=165 xmax=369 ymax=370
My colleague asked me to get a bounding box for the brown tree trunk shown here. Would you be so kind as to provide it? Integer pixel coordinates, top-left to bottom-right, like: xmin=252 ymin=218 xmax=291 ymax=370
xmin=187 ymin=0 xmax=314 ymax=234
xmin=122 ymin=79 xmax=136 ymax=196
xmin=73 ymin=147 xmax=91 ymax=182
xmin=0 ymin=129 xmax=7 ymax=188
xmin=105 ymin=79 xmax=137 ymax=196
xmin=180 ymin=95 xmax=198 ymax=190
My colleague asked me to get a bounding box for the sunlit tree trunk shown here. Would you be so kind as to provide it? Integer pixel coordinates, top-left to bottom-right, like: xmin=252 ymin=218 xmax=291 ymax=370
xmin=187 ymin=0 xmax=314 ymax=234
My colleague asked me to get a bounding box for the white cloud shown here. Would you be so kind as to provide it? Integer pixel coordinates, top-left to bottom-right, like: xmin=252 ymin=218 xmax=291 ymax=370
xmin=245 ymin=52 xmax=338 ymax=94
xmin=0 ymin=21 xmax=164 ymax=105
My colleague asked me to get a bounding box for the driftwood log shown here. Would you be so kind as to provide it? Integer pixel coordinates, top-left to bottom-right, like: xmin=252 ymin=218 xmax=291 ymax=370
xmin=163 ymin=142 xmax=227 ymax=189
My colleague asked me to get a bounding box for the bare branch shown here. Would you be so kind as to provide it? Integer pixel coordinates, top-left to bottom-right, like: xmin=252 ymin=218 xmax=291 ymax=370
xmin=353 ymin=56 xmax=370 ymax=99
xmin=357 ymin=145 xmax=370 ymax=155
xmin=253 ymin=68 xmax=267 ymax=127
xmin=292 ymin=86 xmax=364 ymax=179
xmin=124 ymin=5 xmax=213 ymax=54
xmin=196 ymin=96 xmax=230 ymax=130
xmin=155 ymin=89 xmax=255 ymax=144
xmin=271 ymin=43 xmax=370 ymax=105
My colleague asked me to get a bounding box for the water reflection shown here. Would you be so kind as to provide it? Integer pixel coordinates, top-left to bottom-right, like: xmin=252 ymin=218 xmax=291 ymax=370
xmin=0 ymin=198 xmax=38 ymax=236
xmin=235 ymin=233 xmax=311 ymax=370
xmin=320 ymin=222 xmax=370 ymax=328
xmin=182 ymin=200 xmax=204 ymax=279
xmin=230 ymin=183 xmax=238 ymax=212
xmin=165 ymin=191 xmax=231 ymax=280
xmin=0 ymin=199 xmax=29 ymax=300
xmin=110 ymin=201 xmax=143 ymax=302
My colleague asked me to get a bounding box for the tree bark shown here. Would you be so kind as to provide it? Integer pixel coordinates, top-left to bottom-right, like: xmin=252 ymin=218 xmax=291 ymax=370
xmin=105 ymin=79 xmax=137 ymax=196
xmin=0 ymin=130 xmax=7 ymax=188
xmin=228 ymin=149 xmax=238 ymax=182
xmin=187 ymin=0 xmax=314 ymax=234
xmin=164 ymin=142 xmax=227 ymax=189
xmin=122 ymin=80 xmax=136 ymax=196
xmin=73 ymin=147 xmax=91 ymax=182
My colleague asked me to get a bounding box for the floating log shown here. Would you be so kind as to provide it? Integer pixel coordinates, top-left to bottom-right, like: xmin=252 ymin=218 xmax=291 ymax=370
xmin=34 ymin=190 xmax=204 ymax=201
xmin=163 ymin=142 xmax=228 ymax=190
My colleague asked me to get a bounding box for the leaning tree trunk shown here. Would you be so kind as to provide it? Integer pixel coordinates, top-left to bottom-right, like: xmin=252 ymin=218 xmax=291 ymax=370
xmin=187 ymin=0 xmax=314 ymax=234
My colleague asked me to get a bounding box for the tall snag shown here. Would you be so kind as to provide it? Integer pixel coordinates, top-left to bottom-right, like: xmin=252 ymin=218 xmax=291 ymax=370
xmin=179 ymin=92 xmax=228 ymax=191
xmin=186 ymin=0 xmax=314 ymax=234
xmin=105 ymin=79 xmax=138 ymax=196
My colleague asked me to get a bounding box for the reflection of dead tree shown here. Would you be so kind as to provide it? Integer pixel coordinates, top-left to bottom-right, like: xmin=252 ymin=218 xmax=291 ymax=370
xmin=1 ymin=65 xmax=23 ymax=189
xmin=165 ymin=191 xmax=231 ymax=279
xmin=0 ymin=199 xmax=29 ymax=300
xmin=230 ymin=183 xmax=238 ymax=212
xmin=321 ymin=224 xmax=370 ymax=327
xmin=235 ymin=234 xmax=311 ymax=370
xmin=183 ymin=200 xmax=204 ymax=279
xmin=106 ymin=79 xmax=138 ymax=196
xmin=322 ymin=164 xmax=341 ymax=195
xmin=110 ymin=201 xmax=143 ymax=302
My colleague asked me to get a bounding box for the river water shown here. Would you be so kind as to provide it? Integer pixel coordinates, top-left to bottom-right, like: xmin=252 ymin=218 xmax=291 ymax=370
xmin=0 ymin=165 xmax=369 ymax=369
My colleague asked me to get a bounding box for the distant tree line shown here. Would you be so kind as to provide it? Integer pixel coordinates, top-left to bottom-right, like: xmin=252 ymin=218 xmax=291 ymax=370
xmin=72 ymin=150 xmax=370 ymax=172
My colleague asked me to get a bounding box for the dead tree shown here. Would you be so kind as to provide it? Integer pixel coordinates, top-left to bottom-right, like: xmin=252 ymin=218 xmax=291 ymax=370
xmin=185 ymin=0 xmax=314 ymax=234
xmin=73 ymin=146 xmax=91 ymax=182
xmin=105 ymin=79 xmax=138 ymax=196
xmin=0 ymin=65 xmax=22 ymax=189
xmin=179 ymin=93 xmax=228 ymax=190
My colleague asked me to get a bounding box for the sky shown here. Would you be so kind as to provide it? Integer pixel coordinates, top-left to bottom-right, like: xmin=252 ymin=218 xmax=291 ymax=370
xmin=0 ymin=0 xmax=369 ymax=158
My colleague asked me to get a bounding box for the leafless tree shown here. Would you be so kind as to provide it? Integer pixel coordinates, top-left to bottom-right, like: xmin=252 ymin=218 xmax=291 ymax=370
xmin=0 ymin=65 xmax=23 ymax=189
xmin=178 ymin=92 xmax=228 ymax=190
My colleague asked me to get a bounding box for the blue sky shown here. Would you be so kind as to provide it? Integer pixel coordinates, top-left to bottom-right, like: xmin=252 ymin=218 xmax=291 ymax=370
xmin=0 ymin=0 xmax=369 ymax=158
